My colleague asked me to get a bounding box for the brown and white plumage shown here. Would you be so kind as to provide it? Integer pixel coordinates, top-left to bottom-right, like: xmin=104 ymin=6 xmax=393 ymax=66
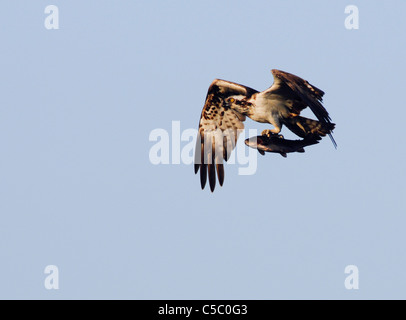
xmin=194 ymin=80 xmax=258 ymax=192
xmin=195 ymin=69 xmax=336 ymax=192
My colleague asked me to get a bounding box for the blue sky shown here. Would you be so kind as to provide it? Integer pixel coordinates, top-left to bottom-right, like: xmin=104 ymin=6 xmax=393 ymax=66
xmin=0 ymin=0 xmax=405 ymax=299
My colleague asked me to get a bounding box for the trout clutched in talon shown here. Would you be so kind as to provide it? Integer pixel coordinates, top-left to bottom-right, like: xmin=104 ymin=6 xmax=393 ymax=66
xmin=244 ymin=133 xmax=320 ymax=157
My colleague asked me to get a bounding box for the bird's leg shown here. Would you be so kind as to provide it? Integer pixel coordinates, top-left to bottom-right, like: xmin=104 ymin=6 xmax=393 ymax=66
xmin=261 ymin=127 xmax=284 ymax=139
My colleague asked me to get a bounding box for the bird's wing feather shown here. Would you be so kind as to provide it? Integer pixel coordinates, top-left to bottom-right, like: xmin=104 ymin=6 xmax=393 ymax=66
xmin=264 ymin=69 xmax=336 ymax=147
xmin=194 ymin=79 xmax=258 ymax=192
xmin=266 ymin=69 xmax=329 ymax=121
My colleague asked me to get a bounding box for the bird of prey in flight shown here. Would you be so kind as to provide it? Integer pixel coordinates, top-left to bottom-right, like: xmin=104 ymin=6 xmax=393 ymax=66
xmin=194 ymin=69 xmax=336 ymax=192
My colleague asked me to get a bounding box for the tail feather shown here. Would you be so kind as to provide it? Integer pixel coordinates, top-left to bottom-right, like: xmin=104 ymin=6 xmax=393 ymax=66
xmin=328 ymin=133 xmax=337 ymax=149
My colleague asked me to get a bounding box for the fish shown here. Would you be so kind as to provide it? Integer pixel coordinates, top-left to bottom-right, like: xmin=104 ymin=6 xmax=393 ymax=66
xmin=244 ymin=134 xmax=320 ymax=157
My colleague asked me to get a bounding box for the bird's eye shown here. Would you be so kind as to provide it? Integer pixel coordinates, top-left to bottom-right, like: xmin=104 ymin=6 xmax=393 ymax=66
xmin=229 ymin=98 xmax=235 ymax=103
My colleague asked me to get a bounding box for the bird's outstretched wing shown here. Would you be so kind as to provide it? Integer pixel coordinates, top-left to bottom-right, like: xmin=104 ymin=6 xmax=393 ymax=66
xmin=195 ymin=79 xmax=258 ymax=192
xmin=264 ymin=69 xmax=336 ymax=147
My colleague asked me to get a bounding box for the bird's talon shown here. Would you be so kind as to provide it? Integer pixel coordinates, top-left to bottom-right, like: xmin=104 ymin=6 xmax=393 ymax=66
xmin=261 ymin=129 xmax=272 ymax=138
xmin=261 ymin=130 xmax=284 ymax=139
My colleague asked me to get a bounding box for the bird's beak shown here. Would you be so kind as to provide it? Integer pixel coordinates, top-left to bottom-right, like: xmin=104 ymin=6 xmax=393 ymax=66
xmin=223 ymin=100 xmax=231 ymax=108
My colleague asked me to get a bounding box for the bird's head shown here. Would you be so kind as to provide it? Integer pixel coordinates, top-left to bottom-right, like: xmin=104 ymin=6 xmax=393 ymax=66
xmin=224 ymin=95 xmax=252 ymax=115
xmin=224 ymin=95 xmax=244 ymax=108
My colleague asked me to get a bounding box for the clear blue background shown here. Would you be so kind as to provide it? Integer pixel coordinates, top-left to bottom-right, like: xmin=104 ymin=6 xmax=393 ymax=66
xmin=0 ymin=0 xmax=405 ymax=299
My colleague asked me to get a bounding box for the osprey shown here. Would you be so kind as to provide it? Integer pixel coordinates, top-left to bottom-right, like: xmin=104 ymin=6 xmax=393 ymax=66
xmin=194 ymin=69 xmax=336 ymax=192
